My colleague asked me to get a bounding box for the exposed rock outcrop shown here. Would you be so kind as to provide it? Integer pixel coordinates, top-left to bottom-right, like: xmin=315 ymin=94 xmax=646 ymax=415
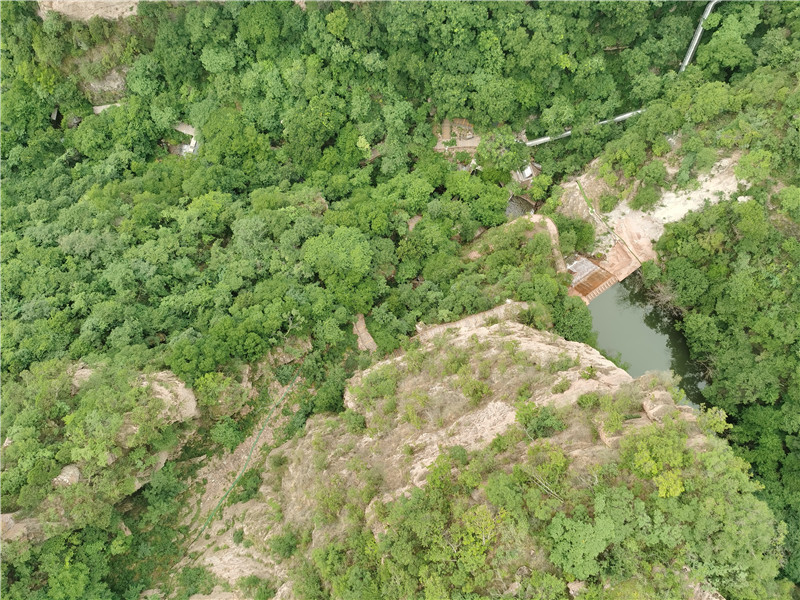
xmin=52 ymin=464 xmax=81 ymax=487
xmin=140 ymin=371 xmax=200 ymax=424
xmin=2 ymin=368 xmax=200 ymax=544
xmin=353 ymin=314 xmax=378 ymax=352
xmin=178 ymin=303 xmax=703 ymax=595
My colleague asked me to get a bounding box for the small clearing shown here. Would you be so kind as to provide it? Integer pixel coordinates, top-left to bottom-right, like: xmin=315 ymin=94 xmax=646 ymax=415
xmin=38 ymin=1 xmax=138 ymax=21
xmin=82 ymin=69 xmax=127 ymax=105
xmin=559 ymin=152 xmax=743 ymax=296
xmin=595 ymin=152 xmax=743 ymax=254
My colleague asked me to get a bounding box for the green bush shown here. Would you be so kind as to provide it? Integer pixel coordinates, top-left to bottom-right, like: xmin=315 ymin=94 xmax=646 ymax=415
xmin=577 ymin=392 xmax=601 ymax=409
xmin=211 ymin=417 xmax=246 ymax=452
xmin=600 ymin=193 xmax=620 ymax=212
xmin=177 ymin=567 xmax=215 ymax=600
xmin=442 ymin=347 xmax=470 ymax=375
xmin=228 ymin=468 xmax=262 ymax=505
xmin=342 ymin=409 xmax=367 ymax=433
xmin=239 ymin=575 xmax=276 ymax=600
xmin=518 ymin=304 xmax=552 ymax=330
xmin=461 ymin=377 xmax=490 ymax=405
xmin=516 ymin=404 xmax=567 ymax=439
xmin=270 ymin=527 xmax=299 ymax=559
xmin=630 ymin=184 xmax=661 ymax=211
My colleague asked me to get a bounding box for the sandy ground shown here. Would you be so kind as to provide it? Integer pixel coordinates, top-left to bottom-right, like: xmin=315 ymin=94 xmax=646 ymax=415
xmin=39 ymin=1 xmax=138 ymax=21
xmin=558 ymin=153 xmax=742 ymax=293
xmin=593 ymin=152 xmax=743 ymax=256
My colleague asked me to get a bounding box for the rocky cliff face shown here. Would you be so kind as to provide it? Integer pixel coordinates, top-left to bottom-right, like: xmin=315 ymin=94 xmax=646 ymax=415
xmin=181 ymin=302 xmax=705 ymax=599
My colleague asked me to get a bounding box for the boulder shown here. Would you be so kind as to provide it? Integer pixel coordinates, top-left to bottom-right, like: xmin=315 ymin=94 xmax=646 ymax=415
xmin=52 ymin=464 xmax=81 ymax=487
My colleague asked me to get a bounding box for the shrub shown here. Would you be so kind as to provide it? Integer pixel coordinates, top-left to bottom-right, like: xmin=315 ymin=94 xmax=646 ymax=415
xmin=239 ymin=575 xmax=276 ymax=600
xmin=177 ymin=567 xmax=215 ymax=600
xmin=342 ymin=409 xmax=367 ymax=433
xmin=356 ymin=364 xmax=399 ymax=402
xmin=211 ymin=416 xmax=245 ymax=452
xmin=442 ymin=347 xmax=470 ymax=375
xmin=638 ymin=160 xmax=667 ymax=187
xmin=516 ymin=404 xmax=567 ymax=439
xmin=275 ymin=364 xmax=296 ymax=386
xmin=405 ymin=346 xmax=425 ymax=373
xmin=228 ymin=468 xmax=262 ymax=504
xmin=313 ymin=366 xmax=346 ymax=413
xmin=269 ymin=453 xmax=288 ymax=470
xmin=577 ymin=392 xmax=601 ymax=409
xmin=547 ymin=353 xmax=575 ymax=374
xmin=630 ymin=184 xmax=661 ymax=211
xmin=270 ymin=527 xmax=299 ymax=559
xmin=521 ymin=571 xmax=567 ymax=600
xmin=603 ymin=410 xmax=624 ymax=434
xmin=315 ymin=477 xmax=346 ymax=523
xmin=600 ymin=193 xmax=620 ymax=212
xmin=233 ymin=528 xmax=244 ymax=545
xmin=518 ymin=304 xmax=552 ymax=330
xmin=461 ymin=377 xmax=490 ymax=405
xmin=447 ymin=445 xmax=469 ymax=466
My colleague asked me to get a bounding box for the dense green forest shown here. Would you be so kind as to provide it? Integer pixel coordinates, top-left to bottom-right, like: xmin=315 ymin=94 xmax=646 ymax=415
xmin=1 ymin=1 xmax=800 ymax=598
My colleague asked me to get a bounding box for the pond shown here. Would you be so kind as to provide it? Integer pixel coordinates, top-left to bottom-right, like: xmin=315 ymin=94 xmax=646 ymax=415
xmin=588 ymin=274 xmax=706 ymax=405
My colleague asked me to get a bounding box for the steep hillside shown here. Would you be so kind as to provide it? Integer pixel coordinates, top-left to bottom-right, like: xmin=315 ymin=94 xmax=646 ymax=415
xmin=172 ymin=303 xmax=788 ymax=600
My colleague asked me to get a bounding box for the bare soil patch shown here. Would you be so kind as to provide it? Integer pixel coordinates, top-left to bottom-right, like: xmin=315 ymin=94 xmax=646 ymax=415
xmin=39 ymin=1 xmax=138 ymax=21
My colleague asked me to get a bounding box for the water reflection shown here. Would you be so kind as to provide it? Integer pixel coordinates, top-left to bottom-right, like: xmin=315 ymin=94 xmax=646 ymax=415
xmin=589 ymin=273 xmax=706 ymax=405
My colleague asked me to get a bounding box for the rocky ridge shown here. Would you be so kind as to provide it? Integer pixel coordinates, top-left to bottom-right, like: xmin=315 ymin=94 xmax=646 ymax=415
xmin=179 ymin=301 xmax=707 ymax=599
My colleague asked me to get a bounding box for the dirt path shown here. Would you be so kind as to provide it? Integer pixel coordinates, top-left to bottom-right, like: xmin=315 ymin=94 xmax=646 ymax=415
xmin=353 ymin=314 xmax=378 ymax=352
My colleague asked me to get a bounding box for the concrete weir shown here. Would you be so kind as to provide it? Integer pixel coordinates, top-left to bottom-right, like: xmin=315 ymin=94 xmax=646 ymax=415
xmin=567 ymin=257 xmax=617 ymax=303
xmin=567 ymin=238 xmax=650 ymax=304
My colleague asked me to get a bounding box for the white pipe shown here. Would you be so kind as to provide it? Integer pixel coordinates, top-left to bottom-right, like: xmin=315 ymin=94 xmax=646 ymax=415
xmin=526 ymin=130 xmax=573 ymax=147
xmin=526 ymin=108 xmax=645 ymax=147
xmin=680 ymin=0 xmax=722 ymax=73
xmin=597 ymin=109 xmax=645 ymax=126
xmin=525 ymin=1 xmax=722 ymax=149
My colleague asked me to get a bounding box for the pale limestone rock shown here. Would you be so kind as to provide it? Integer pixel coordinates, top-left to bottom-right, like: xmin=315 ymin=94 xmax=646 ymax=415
xmin=52 ymin=464 xmax=81 ymax=487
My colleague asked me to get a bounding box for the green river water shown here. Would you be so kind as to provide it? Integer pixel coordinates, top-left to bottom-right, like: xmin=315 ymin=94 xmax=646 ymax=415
xmin=588 ymin=274 xmax=706 ymax=406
